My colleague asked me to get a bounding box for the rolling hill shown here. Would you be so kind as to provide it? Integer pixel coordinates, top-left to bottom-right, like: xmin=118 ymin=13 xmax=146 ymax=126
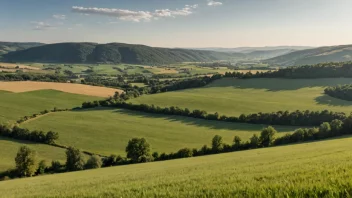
xmin=265 ymin=45 xmax=352 ymax=66
xmin=1 ymin=43 xmax=246 ymax=65
xmin=0 ymin=42 xmax=43 ymax=56
xmin=0 ymin=136 xmax=351 ymax=197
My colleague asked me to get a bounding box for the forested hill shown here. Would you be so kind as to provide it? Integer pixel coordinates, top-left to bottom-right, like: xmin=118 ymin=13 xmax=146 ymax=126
xmin=0 ymin=42 xmax=44 ymax=55
xmin=265 ymin=45 xmax=352 ymax=66
xmin=2 ymin=42 xmax=245 ymax=65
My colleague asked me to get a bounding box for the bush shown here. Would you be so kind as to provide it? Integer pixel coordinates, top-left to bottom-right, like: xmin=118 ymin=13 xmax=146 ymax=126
xmin=211 ymin=135 xmax=223 ymax=153
xmin=51 ymin=161 xmax=62 ymax=172
xmin=37 ymin=160 xmax=47 ymax=175
xmin=260 ymin=126 xmax=277 ymax=147
xmin=125 ymin=138 xmax=151 ymax=163
xmin=85 ymin=155 xmax=102 ymax=169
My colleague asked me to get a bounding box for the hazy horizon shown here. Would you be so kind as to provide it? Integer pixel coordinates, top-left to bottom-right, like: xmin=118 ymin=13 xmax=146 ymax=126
xmin=1 ymin=0 xmax=352 ymax=48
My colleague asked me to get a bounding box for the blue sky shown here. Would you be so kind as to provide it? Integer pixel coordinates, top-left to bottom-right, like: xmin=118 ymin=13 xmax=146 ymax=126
xmin=1 ymin=0 xmax=352 ymax=47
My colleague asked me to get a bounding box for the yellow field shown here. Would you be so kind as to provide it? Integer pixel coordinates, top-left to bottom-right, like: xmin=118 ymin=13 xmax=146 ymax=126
xmin=0 ymin=81 xmax=122 ymax=97
xmin=0 ymin=62 xmax=40 ymax=70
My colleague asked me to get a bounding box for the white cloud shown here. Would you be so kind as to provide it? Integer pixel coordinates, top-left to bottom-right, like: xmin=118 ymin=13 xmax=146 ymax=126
xmin=207 ymin=0 xmax=223 ymax=6
xmin=71 ymin=4 xmax=198 ymax=22
xmin=53 ymin=14 xmax=66 ymax=20
xmin=31 ymin=21 xmax=55 ymax=30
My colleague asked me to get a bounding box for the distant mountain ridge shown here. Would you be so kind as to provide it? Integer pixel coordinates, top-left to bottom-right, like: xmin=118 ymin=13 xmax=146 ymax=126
xmin=265 ymin=45 xmax=352 ymax=66
xmin=0 ymin=42 xmax=44 ymax=55
xmin=2 ymin=42 xmax=246 ymax=65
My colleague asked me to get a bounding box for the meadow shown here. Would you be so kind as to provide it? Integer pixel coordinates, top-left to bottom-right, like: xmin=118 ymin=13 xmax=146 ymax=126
xmin=131 ymin=78 xmax=352 ymax=116
xmin=0 ymin=81 xmax=121 ymax=97
xmin=1 ymin=136 xmax=351 ymax=197
xmin=0 ymin=90 xmax=100 ymax=123
xmin=0 ymin=137 xmax=66 ymax=172
xmin=21 ymin=108 xmax=297 ymax=156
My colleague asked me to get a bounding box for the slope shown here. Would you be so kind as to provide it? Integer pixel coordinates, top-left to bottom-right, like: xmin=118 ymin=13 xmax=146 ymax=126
xmin=0 ymin=136 xmax=351 ymax=197
xmin=2 ymin=42 xmax=245 ymax=65
xmin=0 ymin=42 xmax=43 ymax=56
xmin=130 ymin=78 xmax=352 ymax=116
xmin=265 ymin=44 xmax=352 ymax=66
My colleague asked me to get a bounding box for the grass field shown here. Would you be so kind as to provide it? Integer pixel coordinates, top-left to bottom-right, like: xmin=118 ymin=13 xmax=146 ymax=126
xmin=0 ymin=137 xmax=66 ymax=172
xmin=0 ymin=90 xmax=100 ymax=123
xmin=21 ymin=108 xmax=297 ymax=156
xmin=1 ymin=136 xmax=352 ymax=197
xmin=131 ymin=78 xmax=352 ymax=116
xmin=0 ymin=81 xmax=122 ymax=97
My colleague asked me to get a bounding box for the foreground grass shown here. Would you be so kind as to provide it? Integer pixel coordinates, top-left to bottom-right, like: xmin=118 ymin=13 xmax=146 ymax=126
xmin=1 ymin=137 xmax=352 ymax=197
xmin=22 ymin=108 xmax=296 ymax=156
xmin=0 ymin=90 xmax=100 ymax=123
xmin=131 ymin=78 xmax=352 ymax=116
xmin=0 ymin=137 xmax=66 ymax=172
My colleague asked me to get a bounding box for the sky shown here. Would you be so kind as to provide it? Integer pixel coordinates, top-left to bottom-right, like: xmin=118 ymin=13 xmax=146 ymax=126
xmin=1 ymin=0 xmax=352 ymax=48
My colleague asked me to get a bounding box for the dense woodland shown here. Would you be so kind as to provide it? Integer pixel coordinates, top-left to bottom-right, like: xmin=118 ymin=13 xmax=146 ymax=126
xmin=0 ymin=73 xmax=67 ymax=82
xmin=325 ymin=84 xmax=352 ymax=101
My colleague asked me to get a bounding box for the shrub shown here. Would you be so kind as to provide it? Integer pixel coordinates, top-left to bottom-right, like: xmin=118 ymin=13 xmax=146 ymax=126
xmin=65 ymin=147 xmax=85 ymax=171
xmin=85 ymin=155 xmax=102 ymax=169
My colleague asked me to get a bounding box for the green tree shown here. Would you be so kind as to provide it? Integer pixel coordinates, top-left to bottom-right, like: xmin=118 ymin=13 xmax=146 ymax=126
xmin=15 ymin=146 xmax=38 ymax=177
xmin=233 ymin=136 xmax=242 ymax=149
xmin=85 ymin=155 xmax=102 ymax=169
xmin=250 ymin=134 xmax=260 ymax=148
xmin=260 ymin=126 xmax=277 ymax=147
xmin=319 ymin=122 xmax=332 ymax=138
xmin=177 ymin=148 xmax=193 ymax=158
xmin=212 ymin=135 xmax=223 ymax=153
xmin=65 ymin=147 xmax=85 ymax=171
xmin=37 ymin=160 xmax=47 ymax=175
xmin=330 ymin=119 xmax=343 ymax=134
xmin=45 ymin=131 xmax=59 ymax=144
xmin=51 ymin=160 xmax=61 ymax=172
xmin=125 ymin=138 xmax=151 ymax=163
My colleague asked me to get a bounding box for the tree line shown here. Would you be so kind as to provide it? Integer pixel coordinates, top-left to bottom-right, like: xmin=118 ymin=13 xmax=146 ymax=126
xmin=324 ymin=84 xmax=352 ymax=101
xmin=0 ymin=125 xmax=59 ymax=144
xmin=0 ymin=73 xmax=67 ymax=82
xmin=16 ymin=107 xmax=69 ymax=124
xmin=224 ymin=62 xmax=352 ymax=79
xmin=82 ymin=99 xmax=346 ymax=126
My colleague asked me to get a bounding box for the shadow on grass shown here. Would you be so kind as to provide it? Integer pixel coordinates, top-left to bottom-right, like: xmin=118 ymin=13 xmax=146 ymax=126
xmin=108 ymin=108 xmax=296 ymax=133
xmin=315 ymin=95 xmax=352 ymax=107
xmin=0 ymin=136 xmax=45 ymax=146
xmin=204 ymin=78 xmax=352 ymax=92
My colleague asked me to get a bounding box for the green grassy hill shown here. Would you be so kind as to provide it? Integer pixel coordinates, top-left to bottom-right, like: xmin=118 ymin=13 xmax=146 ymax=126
xmin=0 ymin=137 xmax=66 ymax=172
xmin=0 ymin=90 xmax=101 ymax=123
xmin=130 ymin=78 xmax=352 ymax=116
xmin=2 ymin=42 xmax=245 ymax=65
xmin=21 ymin=108 xmax=296 ymax=156
xmin=1 ymin=136 xmax=351 ymax=197
xmin=265 ymin=45 xmax=352 ymax=66
xmin=0 ymin=42 xmax=43 ymax=56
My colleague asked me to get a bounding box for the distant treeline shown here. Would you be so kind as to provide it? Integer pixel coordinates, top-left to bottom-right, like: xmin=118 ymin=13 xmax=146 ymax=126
xmin=82 ymin=99 xmax=346 ymax=126
xmin=0 ymin=73 xmax=67 ymax=82
xmin=0 ymin=125 xmax=59 ymax=144
xmin=225 ymin=62 xmax=352 ymax=79
xmin=325 ymin=84 xmax=352 ymax=101
xmin=16 ymin=107 xmax=69 ymax=124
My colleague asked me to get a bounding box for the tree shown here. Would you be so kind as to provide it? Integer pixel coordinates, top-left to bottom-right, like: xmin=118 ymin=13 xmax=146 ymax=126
xmin=212 ymin=135 xmax=223 ymax=153
xmin=177 ymin=148 xmax=193 ymax=158
xmin=125 ymin=138 xmax=151 ymax=163
xmin=51 ymin=160 xmax=61 ymax=172
xmin=330 ymin=119 xmax=343 ymax=134
xmin=233 ymin=136 xmax=242 ymax=149
xmin=37 ymin=160 xmax=47 ymax=175
xmin=260 ymin=126 xmax=277 ymax=147
xmin=45 ymin=131 xmax=59 ymax=144
xmin=319 ymin=122 xmax=332 ymax=138
xmin=250 ymin=134 xmax=260 ymax=148
xmin=65 ymin=147 xmax=85 ymax=171
xmin=85 ymin=155 xmax=102 ymax=169
xmin=15 ymin=146 xmax=38 ymax=177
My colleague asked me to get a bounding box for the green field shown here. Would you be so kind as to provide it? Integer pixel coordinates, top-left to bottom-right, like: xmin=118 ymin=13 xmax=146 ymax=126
xmin=1 ymin=136 xmax=352 ymax=197
xmin=131 ymin=78 xmax=352 ymax=116
xmin=0 ymin=137 xmax=66 ymax=172
xmin=22 ymin=108 xmax=296 ymax=156
xmin=0 ymin=90 xmax=100 ymax=123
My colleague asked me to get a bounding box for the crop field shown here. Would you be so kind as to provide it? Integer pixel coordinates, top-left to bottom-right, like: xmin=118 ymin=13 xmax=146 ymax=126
xmin=1 ymin=136 xmax=352 ymax=197
xmin=0 ymin=62 xmax=40 ymax=70
xmin=0 ymin=137 xmax=66 ymax=172
xmin=0 ymin=81 xmax=121 ymax=97
xmin=21 ymin=108 xmax=296 ymax=156
xmin=0 ymin=90 xmax=100 ymax=123
xmin=131 ymin=78 xmax=352 ymax=116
